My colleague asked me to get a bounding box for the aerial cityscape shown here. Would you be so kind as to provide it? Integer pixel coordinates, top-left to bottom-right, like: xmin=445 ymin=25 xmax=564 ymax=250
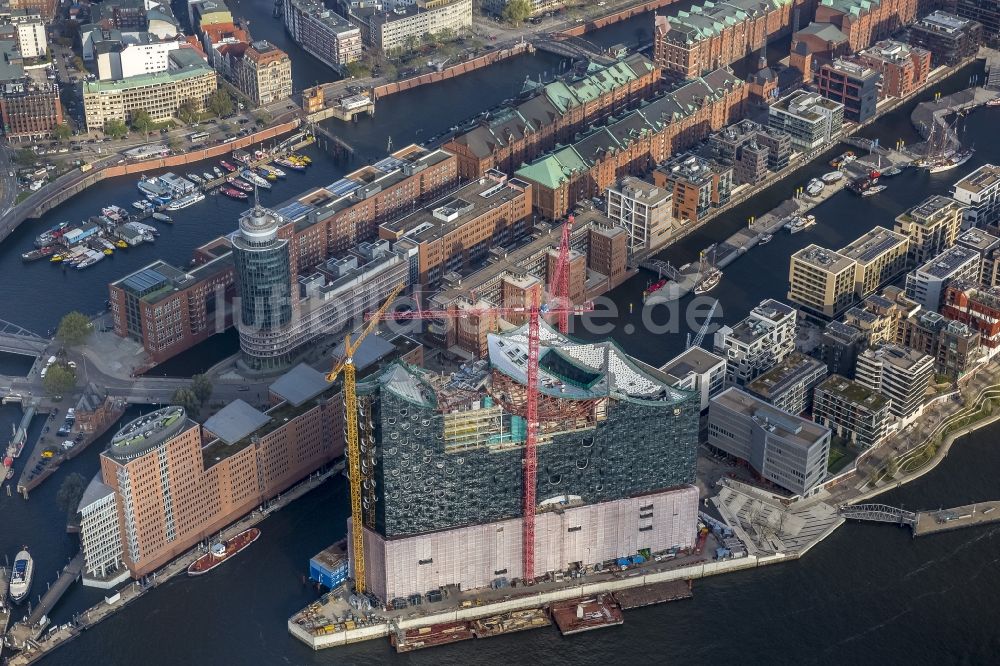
xmin=0 ymin=0 xmax=998 ymax=663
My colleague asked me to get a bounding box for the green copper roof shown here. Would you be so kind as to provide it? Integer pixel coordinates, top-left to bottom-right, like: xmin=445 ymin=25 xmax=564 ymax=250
xmin=515 ymin=146 xmax=588 ymax=190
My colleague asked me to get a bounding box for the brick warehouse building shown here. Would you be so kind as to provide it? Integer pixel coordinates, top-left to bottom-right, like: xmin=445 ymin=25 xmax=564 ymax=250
xmin=814 ymin=0 xmax=918 ymax=53
xmin=516 ymin=68 xmax=746 ymax=220
xmin=443 ymin=54 xmax=660 ymax=181
xmin=0 ymin=81 xmax=63 ymax=142
xmin=653 ymin=0 xmax=811 ymax=80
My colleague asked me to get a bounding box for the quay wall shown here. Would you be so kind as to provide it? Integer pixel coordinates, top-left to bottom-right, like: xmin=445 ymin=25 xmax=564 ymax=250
xmin=372 ymin=43 xmax=534 ymax=99
xmin=292 ymin=552 xmax=797 ymax=650
xmin=559 ymin=0 xmax=681 ymax=37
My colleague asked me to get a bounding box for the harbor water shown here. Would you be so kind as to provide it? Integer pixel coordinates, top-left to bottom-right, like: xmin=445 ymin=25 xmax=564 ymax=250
xmin=0 ymin=3 xmax=995 ymax=660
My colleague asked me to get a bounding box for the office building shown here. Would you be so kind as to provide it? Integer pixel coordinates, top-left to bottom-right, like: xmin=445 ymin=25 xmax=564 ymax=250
xmin=283 ymin=0 xmax=362 ymax=70
xmin=78 ymin=475 xmax=127 ymax=586
xmin=820 ymin=320 xmax=865 ymax=378
xmin=951 ymin=164 xmax=1000 ymax=230
xmin=652 ymin=0 xmax=798 ymax=80
xmin=907 ymin=10 xmax=982 ymax=66
xmin=606 ymin=176 xmax=674 ymax=253
xmin=349 ymin=0 xmax=473 ymax=53
xmin=951 ymin=0 xmax=1000 ymax=48
xmin=708 ymin=388 xmax=832 ymax=496
xmin=941 ymin=281 xmax=1000 ymax=348
xmin=856 ymin=40 xmax=931 ymax=99
xmin=841 ymin=287 xmax=915 ymax=348
xmin=378 ymin=170 xmax=533 ymax=289
xmin=444 ymin=55 xmax=660 ymax=181
xmin=787 ymin=245 xmax=857 ymax=318
xmin=815 ymin=59 xmax=880 ymax=123
xmin=768 ymin=91 xmax=844 ymax=152
xmin=188 ymin=0 xmax=234 ymax=32
xmin=815 ymin=0 xmax=918 ymax=52
xmin=708 ymin=119 xmax=793 ymax=182
xmin=354 ymin=324 xmax=701 ymax=600
xmin=745 ymin=351 xmax=828 ymax=416
xmin=232 ymin=205 xmax=294 ymax=372
xmin=813 ymin=374 xmax=891 ymax=450
xmin=81 ymin=48 xmax=218 ymax=130
xmin=905 ymin=245 xmax=980 ymax=310
xmin=893 ymin=194 xmax=964 ymax=268
xmin=231 ymin=40 xmax=292 ymax=105
xmin=83 ymin=339 xmax=417 ymax=580
xmin=14 ymin=19 xmax=46 ymax=58
xmin=652 ymin=154 xmax=733 ymax=224
xmin=855 ymin=344 xmax=933 ymax=421
xmin=109 ymin=256 xmax=235 ymax=364
xmin=900 ymin=311 xmax=981 ymax=379
xmin=659 ymin=346 xmax=727 ymax=412
xmin=95 ymin=36 xmax=182 ymax=81
xmin=713 ymin=299 xmax=797 ymax=387
xmin=0 ymin=80 xmax=62 ymax=141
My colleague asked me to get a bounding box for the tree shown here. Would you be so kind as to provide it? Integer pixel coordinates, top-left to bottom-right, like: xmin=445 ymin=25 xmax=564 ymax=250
xmin=253 ymin=109 xmax=272 ymax=127
xmin=403 ymin=35 xmax=418 ymax=53
xmin=503 ymin=0 xmax=533 ymax=25
xmin=43 ymin=364 xmax=76 ymax=397
xmin=171 ymin=387 xmax=200 ymax=419
xmin=176 ymin=98 xmax=199 ymax=124
xmin=103 ymin=118 xmax=127 ymax=139
xmin=131 ymin=109 xmax=154 ymax=136
xmin=14 ymin=148 xmax=36 ymax=165
xmin=345 ymin=60 xmax=370 ymax=79
xmin=191 ymin=374 xmax=213 ymax=403
xmin=56 ymin=311 xmax=92 ymax=346
xmin=207 ymin=89 xmax=233 ymax=117
xmin=56 ymin=472 xmax=87 ymax=520
xmin=52 ymin=123 xmax=72 ymax=142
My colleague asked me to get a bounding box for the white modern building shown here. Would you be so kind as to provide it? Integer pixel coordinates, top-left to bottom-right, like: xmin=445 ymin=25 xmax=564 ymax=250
xmin=659 ymin=346 xmax=727 ymax=411
xmin=78 ymin=474 xmax=129 ymax=587
xmin=855 ymin=344 xmax=934 ymax=423
xmin=952 ymin=164 xmax=1000 ymax=230
xmin=96 ymin=37 xmax=183 ymax=81
xmin=713 ymin=299 xmax=797 ymax=387
xmin=15 ymin=20 xmax=46 ymax=59
xmin=606 ymin=176 xmax=675 ymax=253
xmin=768 ymin=91 xmax=844 ymax=152
xmin=905 ymin=245 xmax=981 ymax=310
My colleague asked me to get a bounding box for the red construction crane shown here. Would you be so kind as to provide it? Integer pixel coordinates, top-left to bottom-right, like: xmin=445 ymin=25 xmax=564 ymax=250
xmin=367 ymin=295 xmax=592 ymax=582
xmin=551 ymin=215 xmax=575 ymax=334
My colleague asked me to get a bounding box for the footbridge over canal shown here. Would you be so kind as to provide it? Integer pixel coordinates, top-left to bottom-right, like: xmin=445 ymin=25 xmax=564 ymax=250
xmin=0 ymin=320 xmax=48 ymax=357
xmin=839 ymin=504 xmax=917 ymax=527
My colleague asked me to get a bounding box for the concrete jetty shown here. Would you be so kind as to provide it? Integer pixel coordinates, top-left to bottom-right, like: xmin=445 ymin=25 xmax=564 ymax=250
xmin=913 ymin=501 xmax=1000 ymax=537
xmin=5 ymin=552 xmax=84 ymax=650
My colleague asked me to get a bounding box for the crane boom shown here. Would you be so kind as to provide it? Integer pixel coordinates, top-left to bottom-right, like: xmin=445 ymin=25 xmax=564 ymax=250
xmin=552 ymin=215 xmax=574 ymax=333
xmin=368 ymin=298 xmax=592 ymax=582
xmin=326 ymin=282 xmax=405 ymax=594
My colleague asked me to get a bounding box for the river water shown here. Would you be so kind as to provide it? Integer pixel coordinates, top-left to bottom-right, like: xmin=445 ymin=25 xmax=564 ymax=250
xmin=0 ymin=4 xmax=997 ymax=662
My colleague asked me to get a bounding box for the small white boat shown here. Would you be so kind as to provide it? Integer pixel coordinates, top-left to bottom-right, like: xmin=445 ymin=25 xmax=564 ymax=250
xmin=821 ymin=171 xmax=843 ymax=184
xmin=166 ymin=192 xmax=205 ymax=210
xmin=187 ymin=173 xmax=204 ymax=185
xmin=758 ymin=233 xmax=772 ymax=245
xmin=806 ymin=178 xmax=824 ymax=196
xmin=862 ymin=184 xmax=887 ymax=196
xmin=694 ymin=269 xmax=722 ymax=295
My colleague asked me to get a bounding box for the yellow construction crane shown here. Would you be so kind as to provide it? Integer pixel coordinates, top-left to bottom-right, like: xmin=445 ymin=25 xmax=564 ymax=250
xmin=326 ymin=283 xmax=404 ymax=594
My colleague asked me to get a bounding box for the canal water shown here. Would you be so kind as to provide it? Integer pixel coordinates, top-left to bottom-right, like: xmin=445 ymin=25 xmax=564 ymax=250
xmin=0 ymin=5 xmax=996 ymax=660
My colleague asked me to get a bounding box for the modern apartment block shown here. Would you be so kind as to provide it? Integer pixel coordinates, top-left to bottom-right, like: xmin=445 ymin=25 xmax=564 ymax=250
xmin=283 ymin=0 xmax=362 ymax=70
xmin=745 ymin=351 xmax=828 ymax=415
xmin=856 ymin=40 xmax=931 ymax=99
xmin=815 ymin=58 xmax=880 ymax=122
xmin=820 ymin=320 xmax=865 ymax=378
xmin=787 ymin=245 xmax=857 ymax=318
xmin=951 ymin=164 xmax=1000 ymax=230
xmin=707 ymin=388 xmax=832 ymax=497
xmin=768 ymin=91 xmax=844 ymax=152
xmin=707 ymin=119 xmax=793 ymax=184
xmin=78 ymin=475 xmax=127 ymax=586
xmin=900 ymin=310 xmax=982 ymax=379
xmin=606 ymin=176 xmax=674 ymax=253
xmin=349 ymin=0 xmax=473 ymax=53
xmin=352 ymin=325 xmax=701 ymax=600
xmin=955 ymin=227 xmax=1000 ymax=288
xmin=652 ymin=153 xmax=734 ymax=225
xmin=659 ymin=346 xmax=727 ymax=412
xmin=951 ymin=0 xmax=1000 ymax=47
xmin=0 ymin=80 xmax=62 ymax=141
xmin=907 ymin=10 xmax=983 ymax=66
xmin=231 ymin=40 xmax=292 ymax=105
xmin=815 ymin=0 xmax=918 ymax=52
xmin=82 ymin=339 xmax=417 ymax=581
xmin=14 ymin=18 xmax=46 ymax=58
xmin=81 ymin=48 xmax=218 ymax=130
xmin=904 ymin=245 xmax=981 ymax=310
xmin=444 ymin=54 xmax=660 ymax=181
xmin=813 ymin=374 xmax=891 ymax=450
xmin=109 ymin=256 xmax=235 ymax=364
xmin=652 ymin=0 xmax=799 ymax=80
xmin=893 ymin=194 xmax=964 ymax=268
xmin=841 ymin=227 xmax=910 ymax=296
xmin=713 ymin=299 xmax=797 ymax=387
xmin=855 ymin=344 xmax=934 ymax=421
xmin=378 ymin=170 xmax=533 ymax=289
xmin=941 ymin=281 xmax=1000 ymax=348
xmin=842 ymin=286 xmax=917 ymax=347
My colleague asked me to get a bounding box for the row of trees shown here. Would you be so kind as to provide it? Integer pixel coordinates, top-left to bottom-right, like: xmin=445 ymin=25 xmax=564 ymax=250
xmin=171 ymin=374 xmax=213 ymax=419
xmin=100 ymin=90 xmax=234 ymax=140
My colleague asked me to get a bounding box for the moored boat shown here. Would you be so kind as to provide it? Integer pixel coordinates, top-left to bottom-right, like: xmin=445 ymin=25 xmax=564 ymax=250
xmin=22 ymin=245 xmax=58 ymax=261
xmin=187 ymin=173 xmax=204 ymax=185
xmin=821 ymin=171 xmax=843 ymax=184
xmin=219 ymin=160 xmax=237 ymax=173
xmin=212 ymin=166 xmax=224 ymax=178
xmin=642 ymin=277 xmax=668 ymax=302
xmin=34 ymin=221 xmax=69 ymax=247
xmin=9 ymin=548 xmax=33 ymax=604
xmin=256 ymin=166 xmax=277 ymax=181
xmin=862 ymin=184 xmax=887 ymax=197
xmin=694 ymin=269 xmax=722 ymax=294
xmin=275 ymin=157 xmax=306 ymax=171
xmin=188 ymin=528 xmax=260 ymax=576
xmin=228 ymin=178 xmax=253 ymax=192
xmin=165 ymin=191 xmax=205 ymax=210
xmin=221 ymin=186 xmax=248 ymax=200
xmin=152 ymin=212 xmax=173 ymax=223
xmin=758 ymin=233 xmax=772 ymax=245
xmin=806 ymin=178 xmax=824 ymax=196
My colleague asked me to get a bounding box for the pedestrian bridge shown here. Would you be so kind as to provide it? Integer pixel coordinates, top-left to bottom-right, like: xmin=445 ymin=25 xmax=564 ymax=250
xmin=839 ymin=504 xmax=917 ymax=527
xmin=0 ymin=319 xmax=48 ymax=357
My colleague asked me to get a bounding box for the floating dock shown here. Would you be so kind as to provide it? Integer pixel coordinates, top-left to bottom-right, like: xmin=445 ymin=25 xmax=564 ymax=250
xmin=549 ymin=594 xmax=624 ymax=636
xmin=614 ymin=579 xmax=693 ymax=610
xmin=470 ymin=608 xmax=550 ymax=638
xmin=914 ymin=501 xmax=1000 ymax=537
xmin=391 ymin=620 xmax=475 ymax=652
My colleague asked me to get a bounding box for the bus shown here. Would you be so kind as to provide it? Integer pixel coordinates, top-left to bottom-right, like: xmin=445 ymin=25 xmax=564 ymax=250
xmin=188 ymin=131 xmax=209 ymax=142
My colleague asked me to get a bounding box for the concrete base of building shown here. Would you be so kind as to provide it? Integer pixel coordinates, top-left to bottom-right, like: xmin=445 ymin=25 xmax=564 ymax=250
xmin=82 ymin=568 xmax=132 ymax=589
xmin=355 ymin=485 xmax=700 ymax=602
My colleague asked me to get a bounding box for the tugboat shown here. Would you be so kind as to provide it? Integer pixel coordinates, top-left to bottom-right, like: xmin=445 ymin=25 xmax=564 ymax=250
xmin=187 ymin=528 xmax=261 ymax=576
xmin=9 ymin=548 xmax=33 ymax=604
